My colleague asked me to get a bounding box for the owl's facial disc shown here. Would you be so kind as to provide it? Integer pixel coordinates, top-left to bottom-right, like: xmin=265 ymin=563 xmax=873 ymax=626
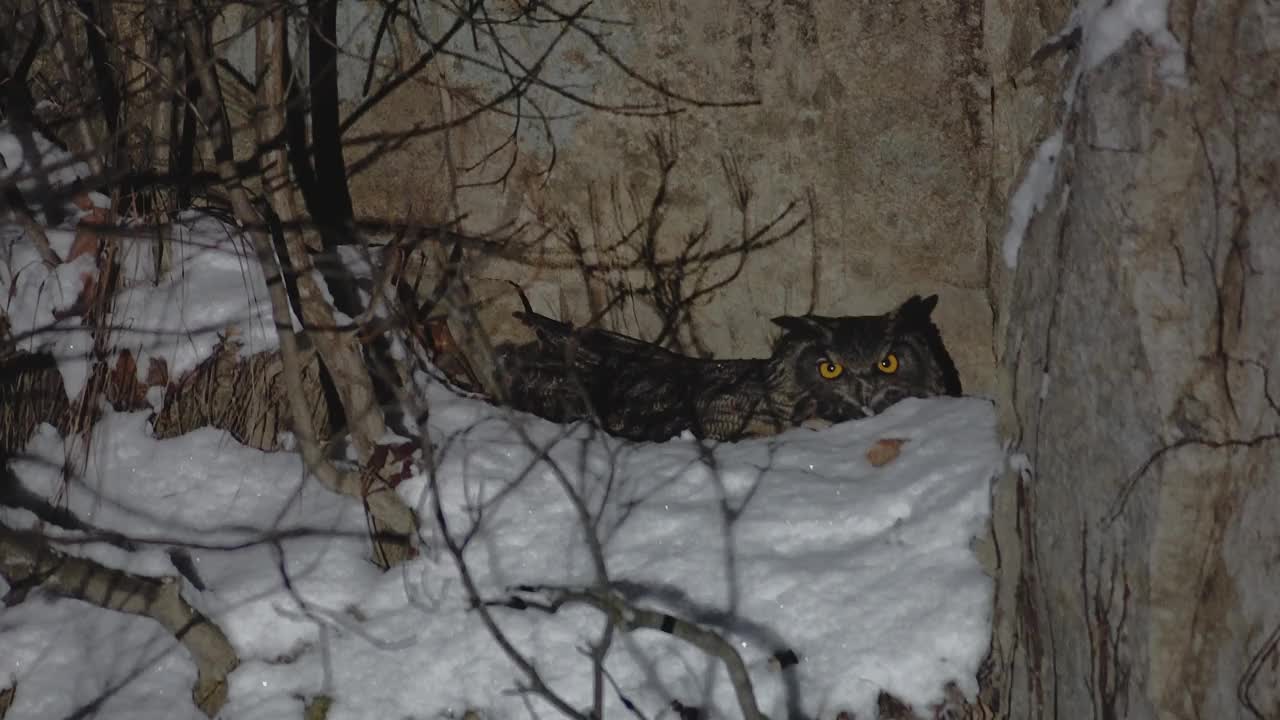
xmin=809 ymin=344 xmax=915 ymax=421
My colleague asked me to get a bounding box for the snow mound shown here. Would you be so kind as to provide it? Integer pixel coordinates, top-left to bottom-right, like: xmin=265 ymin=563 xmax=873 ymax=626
xmin=2 ymin=379 xmax=1001 ymax=720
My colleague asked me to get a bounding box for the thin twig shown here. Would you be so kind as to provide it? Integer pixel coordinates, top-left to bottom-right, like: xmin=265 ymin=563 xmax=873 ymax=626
xmin=497 ymin=585 xmax=770 ymax=720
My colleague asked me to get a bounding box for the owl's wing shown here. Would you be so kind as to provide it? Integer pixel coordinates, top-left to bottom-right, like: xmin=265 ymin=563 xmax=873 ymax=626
xmin=513 ymin=311 xmax=682 ymax=369
xmin=498 ymin=311 xmax=714 ymax=440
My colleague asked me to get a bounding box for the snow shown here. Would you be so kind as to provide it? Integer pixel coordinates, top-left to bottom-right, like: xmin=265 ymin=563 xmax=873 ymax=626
xmin=2 ymin=122 xmax=284 ymax=398
xmin=1001 ymin=0 xmax=1186 ymax=270
xmin=0 ymin=597 xmax=201 ymax=720
xmin=0 ymin=231 xmax=98 ymax=395
xmin=0 ymin=122 xmax=110 ymax=222
xmin=107 ymin=213 xmax=283 ymax=384
xmin=2 ymin=209 xmax=283 ymax=400
xmin=1 ymin=382 xmax=1001 ymax=720
xmin=1001 ymin=130 xmax=1063 ymax=269
xmin=1081 ymin=0 xmax=1186 ymax=81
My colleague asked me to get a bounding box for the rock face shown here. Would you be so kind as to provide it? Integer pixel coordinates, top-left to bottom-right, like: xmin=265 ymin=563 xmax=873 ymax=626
xmin=213 ymin=0 xmax=995 ymax=395
xmin=987 ymin=0 xmax=1280 ymax=718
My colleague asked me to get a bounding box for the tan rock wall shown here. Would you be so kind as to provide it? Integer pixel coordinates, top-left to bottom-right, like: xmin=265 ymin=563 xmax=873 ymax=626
xmin=216 ymin=1 xmax=997 ymax=394
xmin=987 ymin=0 xmax=1280 ymax=717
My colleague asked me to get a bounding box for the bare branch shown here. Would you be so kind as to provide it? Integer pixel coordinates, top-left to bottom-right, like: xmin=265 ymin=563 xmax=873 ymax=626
xmin=0 ymin=521 xmax=237 ymax=717
xmin=495 ymin=585 xmax=770 ymax=720
xmin=178 ymin=0 xmax=416 ymax=566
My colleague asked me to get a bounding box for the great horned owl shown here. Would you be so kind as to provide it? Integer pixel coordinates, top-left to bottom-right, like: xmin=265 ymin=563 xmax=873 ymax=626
xmin=496 ymin=295 xmax=962 ymax=442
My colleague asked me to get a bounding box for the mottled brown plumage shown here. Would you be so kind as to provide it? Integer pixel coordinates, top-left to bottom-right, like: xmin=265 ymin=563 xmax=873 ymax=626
xmin=496 ymin=295 xmax=962 ymax=442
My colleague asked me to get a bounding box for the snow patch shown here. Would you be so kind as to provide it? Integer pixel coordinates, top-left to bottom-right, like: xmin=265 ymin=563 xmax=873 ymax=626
xmin=1082 ymin=0 xmax=1187 ymax=83
xmin=2 ymin=118 xmax=289 ymax=395
xmin=1008 ymin=453 xmax=1034 ymax=477
xmin=1002 ymin=131 xmax=1063 ymax=269
xmin=0 ymin=123 xmax=95 ymax=223
xmin=107 ymin=213 xmax=283 ymax=383
xmin=1001 ymin=0 xmax=1186 ymax=270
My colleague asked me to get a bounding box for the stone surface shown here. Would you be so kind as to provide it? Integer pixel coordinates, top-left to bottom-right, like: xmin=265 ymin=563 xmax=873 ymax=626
xmin=219 ymin=0 xmax=996 ymax=394
xmin=988 ymin=0 xmax=1280 ymax=718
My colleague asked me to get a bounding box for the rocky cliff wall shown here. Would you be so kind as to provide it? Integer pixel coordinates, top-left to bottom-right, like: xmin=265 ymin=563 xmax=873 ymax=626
xmin=214 ymin=0 xmax=996 ymax=392
xmin=987 ymin=0 xmax=1280 ymax=716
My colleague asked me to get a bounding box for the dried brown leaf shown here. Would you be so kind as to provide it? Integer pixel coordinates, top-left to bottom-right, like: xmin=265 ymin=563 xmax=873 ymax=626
xmin=866 ymin=438 xmax=908 ymax=467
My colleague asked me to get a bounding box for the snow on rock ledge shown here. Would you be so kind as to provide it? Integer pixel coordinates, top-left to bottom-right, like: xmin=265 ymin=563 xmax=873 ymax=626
xmin=2 ymin=385 xmax=1000 ymax=720
xmin=377 ymin=384 xmax=1003 ymax=720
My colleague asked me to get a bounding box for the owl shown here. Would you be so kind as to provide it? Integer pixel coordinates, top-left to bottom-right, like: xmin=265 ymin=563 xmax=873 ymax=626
xmin=495 ymin=295 xmax=962 ymax=442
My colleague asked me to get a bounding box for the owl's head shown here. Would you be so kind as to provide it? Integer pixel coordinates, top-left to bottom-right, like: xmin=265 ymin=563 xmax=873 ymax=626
xmin=769 ymin=294 xmax=962 ymax=422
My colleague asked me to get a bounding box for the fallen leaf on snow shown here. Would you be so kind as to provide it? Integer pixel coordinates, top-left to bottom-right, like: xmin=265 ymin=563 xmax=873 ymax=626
xmin=866 ymin=438 xmax=908 ymax=467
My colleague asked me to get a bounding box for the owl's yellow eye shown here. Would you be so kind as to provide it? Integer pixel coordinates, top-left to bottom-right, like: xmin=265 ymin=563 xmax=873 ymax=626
xmin=818 ymin=360 xmax=844 ymax=379
xmin=878 ymin=353 xmax=899 ymax=374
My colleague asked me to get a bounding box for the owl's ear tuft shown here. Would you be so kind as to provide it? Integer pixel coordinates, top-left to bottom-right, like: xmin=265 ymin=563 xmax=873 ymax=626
xmin=771 ymin=315 xmax=825 ymax=337
xmin=895 ymin=294 xmax=939 ymax=326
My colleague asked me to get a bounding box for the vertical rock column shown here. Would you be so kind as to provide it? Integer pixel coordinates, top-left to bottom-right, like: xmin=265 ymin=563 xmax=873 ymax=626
xmin=987 ymin=1 xmax=1280 ymax=718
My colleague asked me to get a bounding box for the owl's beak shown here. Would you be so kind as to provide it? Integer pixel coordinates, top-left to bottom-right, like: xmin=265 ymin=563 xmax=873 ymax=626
xmin=866 ymin=385 xmax=913 ymax=415
xmin=813 ymin=393 xmax=870 ymax=424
